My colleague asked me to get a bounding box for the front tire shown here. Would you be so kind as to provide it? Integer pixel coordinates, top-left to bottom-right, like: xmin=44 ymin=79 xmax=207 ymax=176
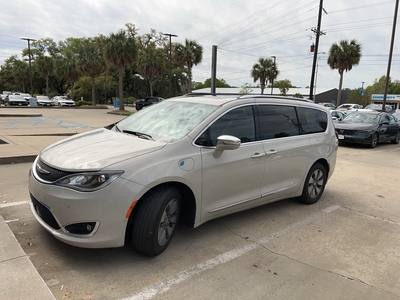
xmin=132 ymin=186 xmax=181 ymax=256
xmin=299 ymin=163 xmax=327 ymax=204
xmin=369 ymin=133 xmax=378 ymax=148
xmin=391 ymin=131 xmax=399 ymax=144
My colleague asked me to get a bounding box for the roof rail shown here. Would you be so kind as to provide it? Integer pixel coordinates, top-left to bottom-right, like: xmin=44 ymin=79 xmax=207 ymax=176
xmin=184 ymin=93 xmax=315 ymax=103
xmin=184 ymin=92 xmax=240 ymax=97
xmin=239 ymin=94 xmax=314 ymax=103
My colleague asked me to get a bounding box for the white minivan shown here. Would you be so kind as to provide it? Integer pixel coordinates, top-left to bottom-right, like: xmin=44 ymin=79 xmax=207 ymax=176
xmin=29 ymin=94 xmax=338 ymax=256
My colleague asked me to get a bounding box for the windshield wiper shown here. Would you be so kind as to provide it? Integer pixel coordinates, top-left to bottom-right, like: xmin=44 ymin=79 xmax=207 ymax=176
xmin=122 ymin=129 xmax=154 ymax=141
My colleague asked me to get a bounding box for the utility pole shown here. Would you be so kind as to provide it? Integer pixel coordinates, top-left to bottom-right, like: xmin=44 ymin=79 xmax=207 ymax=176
xmin=383 ymin=0 xmax=399 ymax=112
xmin=20 ymin=37 xmax=36 ymax=95
xmin=163 ymin=33 xmax=178 ymax=98
xmin=309 ymin=0 xmax=326 ymax=100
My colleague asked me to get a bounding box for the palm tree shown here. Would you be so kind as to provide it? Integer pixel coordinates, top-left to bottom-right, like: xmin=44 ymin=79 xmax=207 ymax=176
xmin=174 ymin=39 xmax=203 ymax=93
xmin=35 ymin=56 xmax=54 ymax=96
xmin=103 ymin=29 xmax=137 ymax=110
xmin=251 ymin=58 xmax=273 ymax=94
xmin=13 ymin=60 xmax=30 ymax=92
xmin=327 ymin=39 xmax=362 ymax=104
xmin=137 ymin=47 xmax=165 ymax=96
xmin=267 ymin=64 xmax=279 ymax=94
xmin=76 ymin=38 xmax=105 ymax=105
xmin=57 ymin=51 xmax=80 ymax=100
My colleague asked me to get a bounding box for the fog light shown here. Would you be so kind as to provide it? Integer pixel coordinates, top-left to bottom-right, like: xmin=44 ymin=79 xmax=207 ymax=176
xmin=65 ymin=222 xmax=97 ymax=235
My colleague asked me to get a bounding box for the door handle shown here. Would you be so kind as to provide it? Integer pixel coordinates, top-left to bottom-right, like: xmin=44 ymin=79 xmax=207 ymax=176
xmin=266 ymin=150 xmax=278 ymax=156
xmin=251 ymin=152 xmax=265 ymax=158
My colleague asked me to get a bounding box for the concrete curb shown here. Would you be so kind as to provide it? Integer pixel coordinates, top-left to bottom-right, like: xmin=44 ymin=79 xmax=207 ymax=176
xmin=0 ymin=114 xmax=43 ymax=117
xmin=0 ymin=155 xmax=37 ymax=165
xmin=0 ymin=215 xmax=55 ymax=300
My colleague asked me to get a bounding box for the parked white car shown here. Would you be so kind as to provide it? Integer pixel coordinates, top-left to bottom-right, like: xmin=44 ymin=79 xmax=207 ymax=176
xmin=336 ymin=103 xmax=363 ymax=111
xmin=36 ymin=96 xmax=55 ymax=106
xmin=29 ymin=95 xmax=338 ymax=256
xmin=52 ymin=96 xmax=75 ymax=107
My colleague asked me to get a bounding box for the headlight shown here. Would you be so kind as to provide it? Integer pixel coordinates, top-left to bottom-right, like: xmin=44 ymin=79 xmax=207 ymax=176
xmin=55 ymin=171 xmax=123 ymax=192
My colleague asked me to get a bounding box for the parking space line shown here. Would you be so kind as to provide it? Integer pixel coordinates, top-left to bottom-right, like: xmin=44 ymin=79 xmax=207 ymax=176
xmin=5 ymin=120 xmax=22 ymax=127
xmin=122 ymin=205 xmax=341 ymax=300
xmin=0 ymin=200 xmax=29 ymax=208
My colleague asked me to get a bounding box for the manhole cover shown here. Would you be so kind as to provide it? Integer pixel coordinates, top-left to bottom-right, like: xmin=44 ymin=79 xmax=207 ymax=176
xmin=0 ymin=139 xmax=8 ymax=144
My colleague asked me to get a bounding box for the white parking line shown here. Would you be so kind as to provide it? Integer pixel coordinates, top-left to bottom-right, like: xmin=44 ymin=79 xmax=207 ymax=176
xmin=0 ymin=200 xmax=29 ymax=208
xmin=121 ymin=205 xmax=341 ymax=300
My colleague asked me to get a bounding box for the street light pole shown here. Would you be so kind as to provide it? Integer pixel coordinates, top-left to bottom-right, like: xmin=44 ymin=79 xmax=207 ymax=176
xmin=270 ymin=55 xmax=276 ymax=95
xmin=163 ymin=33 xmax=178 ymax=98
xmin=20 ymin=37 xmax=36 ymax=95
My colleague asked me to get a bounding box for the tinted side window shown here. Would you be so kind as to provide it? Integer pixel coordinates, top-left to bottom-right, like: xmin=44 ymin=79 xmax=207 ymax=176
xmin=297 ymin=107 xmax=327 ymax=134
xmin=195 ymin=106 xmax=255 ymax=146
xmin=257 ymin=105 xmax=299 ymax=140
xmin=388 ymin=114 xmax=396 ymax=123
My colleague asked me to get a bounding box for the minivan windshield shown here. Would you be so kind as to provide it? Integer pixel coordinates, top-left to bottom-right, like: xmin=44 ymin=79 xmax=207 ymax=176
xmin=116 ymin=101 xmax=219 ymax=142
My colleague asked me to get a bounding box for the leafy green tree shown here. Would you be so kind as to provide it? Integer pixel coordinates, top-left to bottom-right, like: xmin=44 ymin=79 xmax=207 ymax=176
xmin=193 ymin=78 xmax=232 ymax=89
xmin=76 ymin=37 xmax=106 ymax=105
xmin=327 ymin=39 xmax=362 ymax=104
xmin=347 ymin=89 xmax=366 ymax=106
xmin=9 ymin=58 xmax=29 ymax=92
xmin=251 ymin=58 xmax=274 ymax=94
xmin=103 ymin=26 xmax=138 ymax=110
xmin=270 ymin=79 xmax=296 ymax=88
xmin=137 ymin=47 xmax=165 ymax=96
xmin=293 ymin=93 xmax=303 ymax=99
xmin=174 ymin=39 xmax=203 ymax=93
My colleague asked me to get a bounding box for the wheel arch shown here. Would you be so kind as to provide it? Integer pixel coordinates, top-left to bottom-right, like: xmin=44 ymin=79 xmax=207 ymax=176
xmin=125 ymin=181 xmax=197 ymax=244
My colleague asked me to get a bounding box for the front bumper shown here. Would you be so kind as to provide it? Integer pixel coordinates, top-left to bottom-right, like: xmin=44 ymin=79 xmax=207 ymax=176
xmin=60 ymin=102 xmax=75 ymax=106
xmin=337 ymin=132 xmax=373 ymax=145
xmin=29 ymin=167 xmax=146 ymax=248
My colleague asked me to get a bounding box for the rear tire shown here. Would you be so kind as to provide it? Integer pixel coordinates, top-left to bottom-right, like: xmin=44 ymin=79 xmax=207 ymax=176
xmin=132 ymin=186 xmax=181 ymax=256
xmin=299 ymin=163 xmax=327 ymax=205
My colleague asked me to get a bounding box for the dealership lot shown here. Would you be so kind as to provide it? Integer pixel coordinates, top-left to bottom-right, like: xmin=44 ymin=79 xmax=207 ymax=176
xmin=1 ymin=107 xmax=400 ymax=300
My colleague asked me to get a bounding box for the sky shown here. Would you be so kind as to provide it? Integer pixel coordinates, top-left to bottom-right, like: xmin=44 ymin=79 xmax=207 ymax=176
xmin=1 ymin=0 xmax=399 ymax=92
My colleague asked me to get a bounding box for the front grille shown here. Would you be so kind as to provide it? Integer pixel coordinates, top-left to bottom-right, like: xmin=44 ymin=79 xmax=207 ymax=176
xmin=30 ymin=194 xmax=60 ymax=230
xmin=35 ymin=159 xmax=73 ymax=182
xmin=338 ymin=129 xmax=355 ymax=135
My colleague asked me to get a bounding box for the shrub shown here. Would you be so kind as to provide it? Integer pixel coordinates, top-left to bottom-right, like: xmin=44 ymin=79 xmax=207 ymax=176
xmin=76 ymin=100 xmax=92 ymax=106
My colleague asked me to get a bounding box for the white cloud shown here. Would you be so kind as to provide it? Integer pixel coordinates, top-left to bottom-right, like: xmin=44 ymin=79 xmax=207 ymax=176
xmin=1 ymin=0 xmax=399 ymax=92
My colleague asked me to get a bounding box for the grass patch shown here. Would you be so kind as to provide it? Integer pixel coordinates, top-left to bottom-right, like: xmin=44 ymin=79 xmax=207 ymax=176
xmin=107 ymin=110 xmax=133 ymax=116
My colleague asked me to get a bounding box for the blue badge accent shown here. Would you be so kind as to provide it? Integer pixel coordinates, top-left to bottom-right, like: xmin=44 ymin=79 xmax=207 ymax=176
xmin=178 ymin=158 xmax=194 ymax=171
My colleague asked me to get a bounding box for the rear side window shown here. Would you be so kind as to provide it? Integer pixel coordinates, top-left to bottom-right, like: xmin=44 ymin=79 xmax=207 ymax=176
xmin=257 ymin=105 xmax=299 ymax=140
xmin=297 ymin=107 xmax=327 ymax=134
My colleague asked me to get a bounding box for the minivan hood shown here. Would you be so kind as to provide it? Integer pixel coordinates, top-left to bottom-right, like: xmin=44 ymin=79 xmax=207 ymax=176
xmin=40 ymin=128 xmax=166 ymax=170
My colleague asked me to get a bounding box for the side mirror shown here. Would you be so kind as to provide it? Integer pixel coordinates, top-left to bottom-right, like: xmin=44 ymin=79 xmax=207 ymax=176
xmin=213 ymin=135 xmax=241 ymax=158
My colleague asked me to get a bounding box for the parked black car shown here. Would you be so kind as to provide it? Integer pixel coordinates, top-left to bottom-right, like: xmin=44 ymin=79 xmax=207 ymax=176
xmin=135 ymin=97 xmax=164 ymax=111
xmin=334 ymin=111 xmax=400 ymax=148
